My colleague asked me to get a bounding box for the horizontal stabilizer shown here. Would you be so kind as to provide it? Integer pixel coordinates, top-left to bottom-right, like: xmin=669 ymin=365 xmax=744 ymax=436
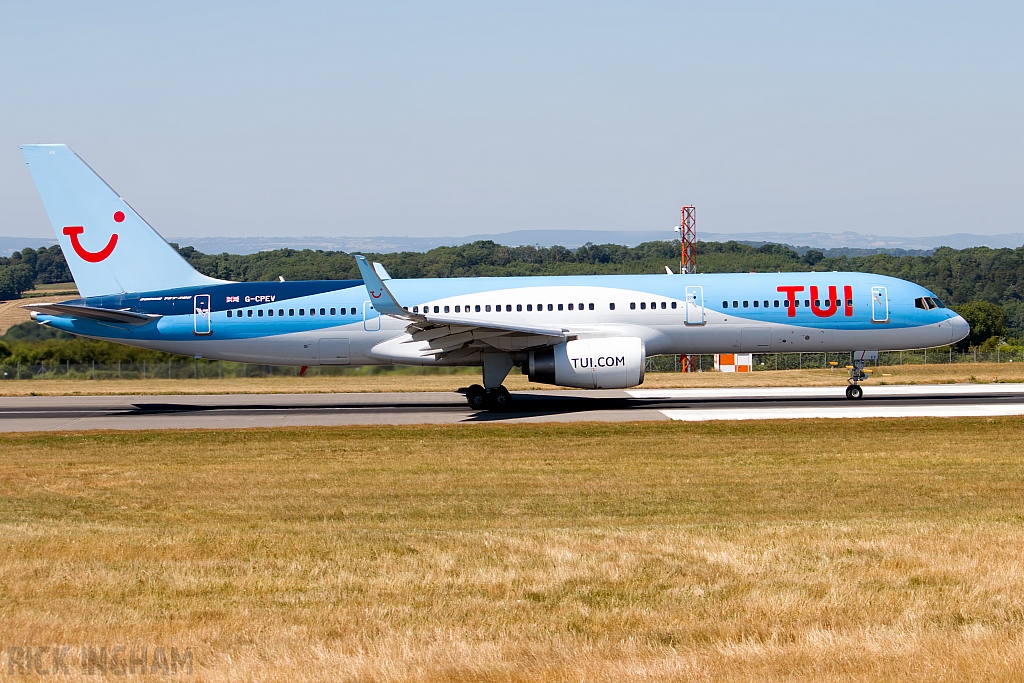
xmin=22 ymin=302 xmax=161 ymax=326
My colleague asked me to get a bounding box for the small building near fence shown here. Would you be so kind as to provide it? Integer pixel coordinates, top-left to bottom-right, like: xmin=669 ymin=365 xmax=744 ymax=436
xmin=715 ymin=353 xmax=753 ymax=373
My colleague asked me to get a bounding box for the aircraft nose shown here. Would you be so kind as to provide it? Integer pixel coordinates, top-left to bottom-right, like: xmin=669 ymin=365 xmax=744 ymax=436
xmin=950 ymin=314 xmax=970 ymax=344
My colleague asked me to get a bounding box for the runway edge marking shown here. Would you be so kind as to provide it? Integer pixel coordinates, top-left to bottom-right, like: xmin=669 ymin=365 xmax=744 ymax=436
xmin=660 ymin=404 xmax=1024 ymax=422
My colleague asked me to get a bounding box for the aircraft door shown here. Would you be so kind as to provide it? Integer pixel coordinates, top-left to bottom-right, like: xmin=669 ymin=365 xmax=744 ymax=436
xmin=363 ymin=301 xmax=380 ymax=331
xmin=193 ymin=294 xmax=212 ymax=335
xmin=685 ymin=286 xmax=705 ymax=325
xmin=871 ymin=286 xmax=889 ymax=323
xmin=319 ymin=338 xmax=351 ymax=365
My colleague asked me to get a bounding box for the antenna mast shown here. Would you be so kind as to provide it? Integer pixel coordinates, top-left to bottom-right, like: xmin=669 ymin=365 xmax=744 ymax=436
xmin=679 ymin=205 xmax=696 ymax=274
xmin=677 ymin=205 xmax=698 ymax=373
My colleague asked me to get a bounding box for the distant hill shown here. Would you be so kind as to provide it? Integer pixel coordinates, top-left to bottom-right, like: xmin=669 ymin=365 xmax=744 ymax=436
xmin=3 ymin=230 xmax=1022 ymax=256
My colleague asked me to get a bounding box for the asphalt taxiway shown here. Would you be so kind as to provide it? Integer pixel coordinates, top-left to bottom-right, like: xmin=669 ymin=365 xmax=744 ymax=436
xmin=1 ymin=383 xmax=1024 ymax=431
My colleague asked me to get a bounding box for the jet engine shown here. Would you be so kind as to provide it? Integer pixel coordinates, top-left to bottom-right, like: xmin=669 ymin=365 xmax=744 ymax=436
xmin=527 ymin=337 xmax=645 ymax=389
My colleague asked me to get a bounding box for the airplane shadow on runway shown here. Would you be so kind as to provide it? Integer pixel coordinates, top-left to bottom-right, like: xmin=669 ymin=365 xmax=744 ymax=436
xmin=120 ymin=391 xmax=997 ymax=422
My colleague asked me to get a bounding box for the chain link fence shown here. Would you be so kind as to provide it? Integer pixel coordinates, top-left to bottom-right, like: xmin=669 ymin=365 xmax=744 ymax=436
xmin=645 ymin=347 xmax=1024 ymax=373
xmin=2 ymin=347 xmax=1022 ymax=381
xmin=0 ymin=360 xmax=478 ymax=381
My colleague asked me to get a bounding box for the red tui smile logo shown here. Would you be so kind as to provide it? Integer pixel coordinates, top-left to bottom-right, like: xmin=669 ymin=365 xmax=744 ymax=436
xmin=62 ymin=212 xmax=122 ymax=263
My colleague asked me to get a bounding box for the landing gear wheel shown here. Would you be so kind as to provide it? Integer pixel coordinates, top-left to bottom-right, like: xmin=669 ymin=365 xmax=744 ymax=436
xmin=466 ymin=384 xmax=488 ymax=410
xmin=846 ymin=385 xmax=864 ymax=400
xmin=489 ymin=386 xmax=512 ymax=410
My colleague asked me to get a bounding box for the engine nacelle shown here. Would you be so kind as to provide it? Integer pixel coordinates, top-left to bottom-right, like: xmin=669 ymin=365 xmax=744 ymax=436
xmin=528 ymin=337 xmax=645 ymax=389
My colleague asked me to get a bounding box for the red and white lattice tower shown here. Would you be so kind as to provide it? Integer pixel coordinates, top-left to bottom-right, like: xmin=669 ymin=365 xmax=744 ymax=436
xmin=679 ymin=205 xmax=696 ymax=275
xmin=679 ymin=205 xmax=698 ymax=372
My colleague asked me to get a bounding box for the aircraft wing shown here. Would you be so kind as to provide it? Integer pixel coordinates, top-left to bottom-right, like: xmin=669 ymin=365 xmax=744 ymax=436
xmin=22 ymin=302 xmax=161 ymax=326
xmin=354 ymin=255 xmax=567 ymax=358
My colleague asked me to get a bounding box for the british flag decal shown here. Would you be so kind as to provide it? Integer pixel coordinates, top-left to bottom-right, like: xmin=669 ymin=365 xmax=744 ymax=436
xmin=226 ymin=295 xmax=239 ymax=303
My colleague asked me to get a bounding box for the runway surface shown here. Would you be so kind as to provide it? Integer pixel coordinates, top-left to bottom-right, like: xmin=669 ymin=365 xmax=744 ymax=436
xmin=1 ymin=383 xmax=1024 ymax=431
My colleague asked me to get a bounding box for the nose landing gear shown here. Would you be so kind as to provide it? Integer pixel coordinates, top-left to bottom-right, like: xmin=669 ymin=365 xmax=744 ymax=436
xmin=845 ymin=359 xmax=869 ymax=400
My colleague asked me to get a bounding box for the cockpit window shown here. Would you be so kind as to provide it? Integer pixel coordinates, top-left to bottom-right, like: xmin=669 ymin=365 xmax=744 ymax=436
xmin=915 ymin=296 xmax=945 ymax=310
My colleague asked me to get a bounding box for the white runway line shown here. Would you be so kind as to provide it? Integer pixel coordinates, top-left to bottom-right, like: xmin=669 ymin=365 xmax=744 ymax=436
xmin=661 ymin=404 xmax=1024 ymax=422
xmin=629 ymin=383 xmax=1024 ymax=400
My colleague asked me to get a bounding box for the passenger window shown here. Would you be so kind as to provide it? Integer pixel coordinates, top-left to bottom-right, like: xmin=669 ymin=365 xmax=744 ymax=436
xmin=723 ymin=301 xmax=728 ymax=308
xmin=310 ymin=308 xmax=316 ymax=316
xmin=590 ymin=303 xmax=595 ymax=310
xmin=485 ymin=305 xmax=491 ymax=312
xmin=413 ymin=306 xmax=419 ymax=313
xmin=431 ymin=306 xmax=437 ymax=313
xmin=547 ymin=304 xmax=553 ymax=311
xmin=258 ymin=309 xmax=264 ymax=317
xmin=579 ymin=303 xmax=584 ymax=310
xmin=350 ymin=308 xmax=356 ymax=315
xmin=227 ymin=310 xmax=232 ymax=318
xmin=299 ymin=309 xmax=305 ymax=316
xmin=764 ymin=300 xmax=769 ymax=308
xmin=558 ymin=304 xmax=564 ymax=311
xmin=630 ymin=302 xmax=636 ymax=310
xmin=609 ymin=303 xmax=615 ymax=310
xmin=774 ymin=300 xmax=779 ymax=307
xmin=280 ymin=309 xmax=286 ymax=316
xmin=794 ymin=300 xmax=800 ymax=307
xmin=527 ymin=304 xmax=532 ymax=311
xmin=732 ymin=301 xmax=738 ymax=308
xmin=248 ymin=310 xmax=253 ymax=317
xmin=475 ymin=305 xmax=481 ymax=312
xmin=506 ymin=305 xmax=512 ymax=312
xmin=650 ymin=302 xmax=656 ymax=309
xmin=268 ymin=309 xmax=274 ymax=317
xmin=517 ymin=304 xmax=522 ymax=312
xmin=640 ymin=302 xmax=646 ymax=310
xmin=289 ymin=309 xmax=295 ymax=316
xmin=568 ymin=303 xmax=574 ymax=311
xmin=329 ymin=308 xmax=335 ymax=315
xmin=237 ymin=310 xmax=243 ymax=317
xmin=753 ymin=300 xmax=759 ymax=307
xmin=804 ymin=300 xmax=810 ymax=307
xmin=742 ymin=301 xmax=749 ymax=308
xmin=670 ymin=302 xmax=676 ymax=309
xmin=660 ymin=302 xmax=666 ymax=309
xmin=444 ymin=306 xmax=450 ymax=313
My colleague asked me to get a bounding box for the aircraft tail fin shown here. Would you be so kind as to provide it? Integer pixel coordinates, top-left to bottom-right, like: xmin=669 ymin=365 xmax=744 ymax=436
xmin=19 ymin=144 xmax=227 ymax=297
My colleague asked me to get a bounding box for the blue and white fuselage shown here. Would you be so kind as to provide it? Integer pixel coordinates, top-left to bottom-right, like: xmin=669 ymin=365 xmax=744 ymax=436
xmin=18 ymin=144 xmax=969 ymax=402
xmin=34 ymin=272 xmax=965 ymax=366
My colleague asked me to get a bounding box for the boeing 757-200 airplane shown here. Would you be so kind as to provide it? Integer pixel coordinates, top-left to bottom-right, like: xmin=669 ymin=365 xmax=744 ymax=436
xmin=19 ymin=144 xmax=969 ymax=409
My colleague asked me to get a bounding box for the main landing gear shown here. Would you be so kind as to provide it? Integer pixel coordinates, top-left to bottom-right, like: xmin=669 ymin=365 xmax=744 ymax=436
xmin=463 ymin=352 xmax=516 ymax=411
xmin=466 ymin=384 xmax=512 ymax=411
xmin=846 ymin=359 xmax=869 ymax=400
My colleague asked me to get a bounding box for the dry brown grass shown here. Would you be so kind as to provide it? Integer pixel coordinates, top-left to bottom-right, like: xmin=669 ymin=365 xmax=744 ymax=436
xmin=1 ymin=362 xmax=1022 ymax=397
xmin=2 ymin=419 xmax=1024 ymax=681
xmin=0 ymin=296 xmax=69 ymax=336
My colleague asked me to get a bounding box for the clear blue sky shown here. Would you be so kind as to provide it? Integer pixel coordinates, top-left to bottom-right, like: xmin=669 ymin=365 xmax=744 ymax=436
xmin=2 ymin=1 xmax=1022 ymax=240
